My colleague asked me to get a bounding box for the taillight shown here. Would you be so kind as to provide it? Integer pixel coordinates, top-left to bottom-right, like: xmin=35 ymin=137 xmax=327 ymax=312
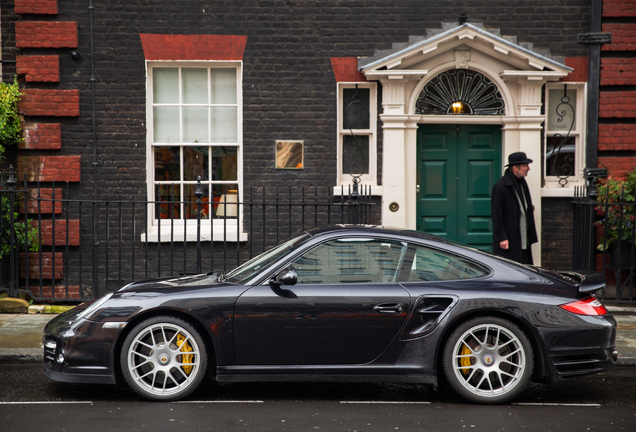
xmin=559 ymin=296 xmax=608 ymax=316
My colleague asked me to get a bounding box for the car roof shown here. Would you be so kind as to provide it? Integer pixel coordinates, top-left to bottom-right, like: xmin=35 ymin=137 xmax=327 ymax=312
xmin=303 ymin=224 xmax=453 ymax=244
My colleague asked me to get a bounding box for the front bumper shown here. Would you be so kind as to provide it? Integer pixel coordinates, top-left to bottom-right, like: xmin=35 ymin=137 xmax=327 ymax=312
xmin=42 ymin=314 xmax=124 ymax=385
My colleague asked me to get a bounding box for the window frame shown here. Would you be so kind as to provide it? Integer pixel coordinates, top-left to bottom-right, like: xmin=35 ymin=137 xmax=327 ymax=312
xmin=542 ymin=82 xmax=587 ymax=196
xmin=144 ymin=61 xmax=246 ymax=242
xmin=336 ymin=82 xmax=379 ymax=192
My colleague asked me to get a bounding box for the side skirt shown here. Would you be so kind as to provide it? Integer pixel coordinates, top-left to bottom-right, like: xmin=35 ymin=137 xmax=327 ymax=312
xmin=216 ymin=365 xmax=436 ymax=385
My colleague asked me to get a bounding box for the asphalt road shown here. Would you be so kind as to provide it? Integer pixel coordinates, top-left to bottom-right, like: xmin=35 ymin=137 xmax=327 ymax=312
xmin=1 ymin=365 xmax=635 ymax=432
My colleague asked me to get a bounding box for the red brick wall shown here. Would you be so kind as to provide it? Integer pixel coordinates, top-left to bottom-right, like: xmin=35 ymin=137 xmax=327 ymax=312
xmin=29 ymin=286 xmax=80 ymax=300
xmin=331 ymin=57 xmax=367 ymax=83
xmin=15 ymin=0 xmax=58 ymax=15
xmin=15 ymin=21 xmax=78 ymax=48
xmin=139 ymin=34 xmax=247 ymax=60
xmin=20 ymin=253 xmax=63 ymax=280
xmin=562 ymin=56 xmax=588 ymax=83
xmin=18 ymin=89 xmax=80 ymax=117
xmin=598 ymin=3 xmax=636 ymax=181
xmin=602 ymin=24 xmax=636 ymax=51
xmin=31 ymin=220 xmax=80 ymax=246
xmin=16 ymin=55 xmax=60 ymax=82
xmin=598 ymin=124 xmax=636 ymax=151
xmin=598 ymin=157 xmax=636 ymax=178
xmin=21 ymin=189 xmax=63 ymax=214
xmin=600 ymin=58 xmax=636 ymax=86
xmin=599 ymin=91 xmax=636 ymax=118
xmin=20 ymin=123 xmax=62 ymax=150
xmin=603 ymin=0 xmax=636 ymax=17
xmin=17 ymin=155 xmax=81 ymax=182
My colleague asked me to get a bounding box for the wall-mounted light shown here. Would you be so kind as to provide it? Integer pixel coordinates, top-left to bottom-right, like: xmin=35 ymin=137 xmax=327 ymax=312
xmin=71 ymin=50 xmax=81 ymax=60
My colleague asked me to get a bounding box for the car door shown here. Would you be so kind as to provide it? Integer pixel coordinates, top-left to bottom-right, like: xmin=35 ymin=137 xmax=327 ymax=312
xmin=233 ymin=237 xmax=411 ymax=365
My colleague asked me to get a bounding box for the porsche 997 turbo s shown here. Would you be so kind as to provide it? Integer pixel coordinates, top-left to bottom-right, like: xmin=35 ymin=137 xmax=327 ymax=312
xmin=42 ymin=226 xmax=617 ymax=404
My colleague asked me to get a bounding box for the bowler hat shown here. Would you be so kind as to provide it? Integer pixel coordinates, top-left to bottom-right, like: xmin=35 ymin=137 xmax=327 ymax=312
xmin=505 ymin=152 xmax=533 ymax=166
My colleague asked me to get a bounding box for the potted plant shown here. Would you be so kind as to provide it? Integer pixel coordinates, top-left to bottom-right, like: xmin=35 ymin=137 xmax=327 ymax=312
xmin=596 ymin=166 xmax=636 ymax=268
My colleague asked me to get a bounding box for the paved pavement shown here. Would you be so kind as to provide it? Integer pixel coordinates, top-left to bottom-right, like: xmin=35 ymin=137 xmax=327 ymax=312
xmin=1 ymin=305 xmax=635 ymax=365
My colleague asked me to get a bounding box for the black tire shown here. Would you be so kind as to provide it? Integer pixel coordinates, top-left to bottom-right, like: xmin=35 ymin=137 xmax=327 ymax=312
xmin=442 ymin=316 xmax=534 ymax=404
xmin=120 ymin=315 xmax=208 ymax=401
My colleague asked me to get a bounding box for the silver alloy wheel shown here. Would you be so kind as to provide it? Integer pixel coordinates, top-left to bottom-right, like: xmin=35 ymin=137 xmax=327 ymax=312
xmin=125 ymin=321 xmax=202 ymax=398
xmin=449 ymin=322 xmax=527 ymax=400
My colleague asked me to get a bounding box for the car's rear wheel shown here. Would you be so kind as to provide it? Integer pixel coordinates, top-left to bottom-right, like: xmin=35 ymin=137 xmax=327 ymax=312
xmin=120 ymin=316 xmax=207 ymax=401
xmin=442 ymin=316 xmax=533 ymax=404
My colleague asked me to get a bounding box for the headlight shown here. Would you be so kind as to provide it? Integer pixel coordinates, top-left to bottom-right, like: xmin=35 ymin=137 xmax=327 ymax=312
xmin=74 ymin=293 xmax=114 ymax=322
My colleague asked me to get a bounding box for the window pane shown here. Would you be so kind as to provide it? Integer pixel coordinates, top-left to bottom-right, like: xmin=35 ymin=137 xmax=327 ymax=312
xmin=402 ymin=245 xmax=488 ymax=281
xmin=154 ymin=106 xmax=180 ymax=143
xmin=546 ymin=136 xmax=576 ymax=177
xmin=211 ymin=69 xmax=237 ymax=104
xmin=154 ymin=146 xmax=181 ymax=181
xmin=547 ymin=88 xmax=576 ymax=131
xmin=185 ymin=184 xmax=210 ymax=219
xmin=211 ymin=146 xmax=238 ymax=180
xmin=212 ymin=184 xmax=239 ymax=219
xmin=155 ymin=184 xmax=181 ymax=219
xmin=182 ymin=68 xmax=208 ymax=104
xmin=211 ymin=106 xmax=237 ymax=143
xmin=292 ymin=238 xmax=406 ymax=284
xmin=183 ymin=107 xmax=208 ymax=143
xmin=342 ymin=135 xmax=369 ymax=175
xmin=343 ymin=88 xmax=370 ymax=130
xmin=153 ymin=68 xmax=179 ymax=104
xmin=184 ymin=146 xmax=209 ymax=181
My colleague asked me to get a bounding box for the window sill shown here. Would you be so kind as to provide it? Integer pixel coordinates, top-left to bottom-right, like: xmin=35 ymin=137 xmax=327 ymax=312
xmin=541 ymin=187 xmax=576 ymax=198
xmin=333 ymin=185 xmax=383 ymax=196
xmin=141 ymin=227 xmax=248 ymax=243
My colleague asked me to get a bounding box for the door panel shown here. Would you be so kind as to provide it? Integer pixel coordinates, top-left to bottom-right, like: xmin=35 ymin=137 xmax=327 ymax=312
xmin=417 ymin=126 xmax=457 ymax=241
xmin=417 ymin=124 xmax=501 ymax=252
xmin=233 ymin=284 xmax=410 ymax=366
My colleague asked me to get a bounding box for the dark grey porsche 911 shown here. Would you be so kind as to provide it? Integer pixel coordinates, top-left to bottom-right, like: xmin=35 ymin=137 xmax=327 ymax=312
xmin=42 ymin=226 xmax=617 ymax=404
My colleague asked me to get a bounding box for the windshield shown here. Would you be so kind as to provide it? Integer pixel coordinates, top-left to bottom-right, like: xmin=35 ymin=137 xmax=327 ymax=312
xmin=224 ymin=232 xmax=312 ymax=284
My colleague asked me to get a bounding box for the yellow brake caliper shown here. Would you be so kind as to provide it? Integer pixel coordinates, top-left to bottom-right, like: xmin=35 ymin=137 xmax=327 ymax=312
xmin=176 ymin=333 xmax=194 ymax=375
xmin=460 ymin=344 xmax=472 ymax=375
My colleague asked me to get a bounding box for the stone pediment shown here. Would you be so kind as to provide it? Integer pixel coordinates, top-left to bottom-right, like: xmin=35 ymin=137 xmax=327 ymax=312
xmin=359 ymin=23 xmax=572 ymax=80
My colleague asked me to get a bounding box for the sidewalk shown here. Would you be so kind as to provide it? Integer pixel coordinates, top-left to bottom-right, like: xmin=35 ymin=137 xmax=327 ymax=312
xmin=1 ymin=305 xmax=635 ymax=365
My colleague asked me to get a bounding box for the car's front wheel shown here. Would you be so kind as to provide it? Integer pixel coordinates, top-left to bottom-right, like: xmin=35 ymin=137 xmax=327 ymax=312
xmin=442 ymin=316 xmax=533 ymax=404
xmin=120 ymin=316 xmax=208 ymax=401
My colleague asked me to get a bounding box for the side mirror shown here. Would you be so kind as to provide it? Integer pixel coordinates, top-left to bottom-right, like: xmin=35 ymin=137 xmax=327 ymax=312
xmin=270 ymin=266 xmax=298 ymax=287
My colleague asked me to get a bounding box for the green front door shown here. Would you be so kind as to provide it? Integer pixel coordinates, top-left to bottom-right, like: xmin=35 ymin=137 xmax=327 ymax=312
xmin=416 ymin=124 xmax=502 ymax=252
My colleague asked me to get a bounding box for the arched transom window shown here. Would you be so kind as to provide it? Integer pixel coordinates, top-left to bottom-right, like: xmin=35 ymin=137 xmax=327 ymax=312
xmin=415 ymin=69 xmax=505 ymax=115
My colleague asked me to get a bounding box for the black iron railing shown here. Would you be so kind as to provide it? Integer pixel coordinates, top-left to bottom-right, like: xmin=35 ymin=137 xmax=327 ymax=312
xmin=573 ymin=170 xmax=636 ymax=303
xmin=0 ymin=167 xmax=377 ymax=302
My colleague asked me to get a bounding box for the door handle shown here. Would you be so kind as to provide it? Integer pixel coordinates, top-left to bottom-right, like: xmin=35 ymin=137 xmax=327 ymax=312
xmin=373 ymin=303 xmax=405 ymax=315
xmin=416 ymin=184 xmax=420 ymax=194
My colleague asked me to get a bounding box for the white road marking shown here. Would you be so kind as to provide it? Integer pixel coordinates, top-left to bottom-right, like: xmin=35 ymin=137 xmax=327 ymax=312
xmin=513 ymin=403 xmax=601 ymax=407
xmin=0 ymin=401 xmax=93 ymax=405
xmin=340 ymin=401 xmax=431 ymax=404
xmin=172 ymin=400 xmax=264 ymax=404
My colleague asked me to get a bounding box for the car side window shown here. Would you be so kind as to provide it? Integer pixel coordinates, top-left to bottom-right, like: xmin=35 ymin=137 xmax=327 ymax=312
xmin=291 ymin=238 xmax=407 ymax=284
xmin=401 ymin=244 xmax=489 ymax=282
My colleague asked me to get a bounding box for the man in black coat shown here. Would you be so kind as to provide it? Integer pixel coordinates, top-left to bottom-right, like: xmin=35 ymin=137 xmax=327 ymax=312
xmin=491 ymin=152 xmax=538 ymax=264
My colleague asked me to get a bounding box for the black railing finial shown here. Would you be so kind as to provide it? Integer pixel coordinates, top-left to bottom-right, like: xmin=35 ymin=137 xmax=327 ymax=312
xmin=6 ymin=165 xmax=16 ymax=190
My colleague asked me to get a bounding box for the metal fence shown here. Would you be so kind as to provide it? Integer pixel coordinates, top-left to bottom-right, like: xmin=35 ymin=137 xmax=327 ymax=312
xmin=1 ymin=167 xmax=377 ymax=303
xmin=573 ymin=175 xmax=636 ymax=304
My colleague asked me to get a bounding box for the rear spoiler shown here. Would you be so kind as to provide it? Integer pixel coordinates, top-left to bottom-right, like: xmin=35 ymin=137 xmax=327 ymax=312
xmin=558 ymin=271 xmax=606 ymax=294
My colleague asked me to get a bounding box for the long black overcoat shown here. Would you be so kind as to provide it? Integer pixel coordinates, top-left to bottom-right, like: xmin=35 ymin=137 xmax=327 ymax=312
xmin=491 ymin=170 xmax=538 ymax=263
